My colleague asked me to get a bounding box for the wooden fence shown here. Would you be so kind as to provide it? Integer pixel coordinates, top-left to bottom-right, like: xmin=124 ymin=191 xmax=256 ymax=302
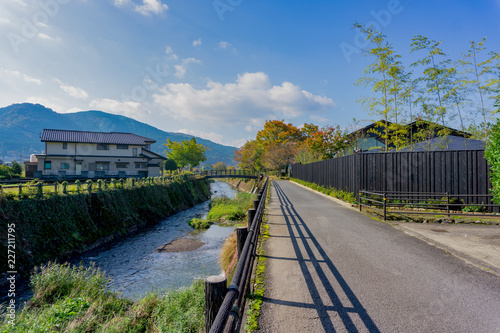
xmin=291 ymin=150 xmax=495 ymax=208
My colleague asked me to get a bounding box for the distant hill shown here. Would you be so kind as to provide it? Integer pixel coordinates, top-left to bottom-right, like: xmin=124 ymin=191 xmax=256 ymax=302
xmin=0 ymin=103 xmax=235 ymax=165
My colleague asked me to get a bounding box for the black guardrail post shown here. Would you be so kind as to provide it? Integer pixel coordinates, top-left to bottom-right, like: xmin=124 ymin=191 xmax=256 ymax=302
xmin=383 ymin=193 xmax=387 ymax=221
xmin=205 ymin=276 xmax=228 ymax=332
xmin=237 ymin=226 xmax=248 ymax=259
xmin=446 ymin=192 xmax=450 ymax=217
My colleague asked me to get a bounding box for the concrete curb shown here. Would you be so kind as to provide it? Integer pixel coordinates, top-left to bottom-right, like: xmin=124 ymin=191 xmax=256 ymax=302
xmin=394 ymin=224 xmax=500 ymax=277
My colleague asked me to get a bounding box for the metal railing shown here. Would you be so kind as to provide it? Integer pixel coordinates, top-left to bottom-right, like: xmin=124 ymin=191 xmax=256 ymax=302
xmin=208 ymin=178 xmax=269 ymax=333
xmin=359 ymin=190 xmax=500 ymax=220
xmin=199 ymin=169 xmax=260 ymax=178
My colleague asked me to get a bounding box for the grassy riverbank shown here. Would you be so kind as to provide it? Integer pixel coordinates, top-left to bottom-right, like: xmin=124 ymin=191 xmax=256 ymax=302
xmin=208 ymin=192 xmax=256 ymax=222
xmin=0 ymin=179 xmax=210 ymax=273
xmin=0 ymin=263 xmax=205 ymax=332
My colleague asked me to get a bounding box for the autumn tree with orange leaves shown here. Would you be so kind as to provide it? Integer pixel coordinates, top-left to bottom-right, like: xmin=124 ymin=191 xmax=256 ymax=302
xmin=235 ymin=120 xmax=347 ymax=172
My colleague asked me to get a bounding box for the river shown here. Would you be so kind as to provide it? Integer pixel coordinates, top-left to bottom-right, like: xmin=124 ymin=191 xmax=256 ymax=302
xmin=6 ymin=180 xmax=239 ymax=305
xmin=77 ymin=180 xmax=238 ymax=299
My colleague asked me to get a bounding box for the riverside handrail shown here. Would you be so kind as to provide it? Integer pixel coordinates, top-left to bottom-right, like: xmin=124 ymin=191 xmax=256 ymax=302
xmin=209 ymin=177 xmax=269 ymax=333
xmin=199 ymin=169 xmax=260 ymax=178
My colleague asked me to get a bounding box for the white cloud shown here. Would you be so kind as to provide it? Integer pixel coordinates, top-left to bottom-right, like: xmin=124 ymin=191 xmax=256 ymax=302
xmin=174 ymin=65 xmax=186 ymax=78
xmin=38 ymin=33 xmax=62 ymax=43
xmin=165 ymin=45 xmax=178 ymax=60
xmin=89 ymin=98 xmax=149 ymax=118
xmin=192 ymin=38 xmax=202 ymax=47
xmin=309 ymin=115 xmax=329 ymax=123
xmin=1 ymin=68 xmax=41 ymax=85
xmin=174 ymin=58 xmax=201 ymax=78
xmin=153 ymin=72 xmax=335 ymax=126
xmin=135 ymin=0 xmax=168 ymax=16
xmin=61 ymin=85 xmax=89 ymax=99
xmin=218 ymin=41 xmax=230 ymax=49
xmin=55 ymin=79 xmax=89 ymax=99
xmin=114 ymin=0 xmax=131 ymax=7
xmin=0 ymin=17 xmax=10 ymax=25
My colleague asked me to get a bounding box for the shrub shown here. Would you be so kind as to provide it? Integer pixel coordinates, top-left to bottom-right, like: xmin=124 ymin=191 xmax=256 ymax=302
xmin=485 ymin=119 xmax=500 ymax=205
xmin=188 ymin=218 xmax=213 ymax=229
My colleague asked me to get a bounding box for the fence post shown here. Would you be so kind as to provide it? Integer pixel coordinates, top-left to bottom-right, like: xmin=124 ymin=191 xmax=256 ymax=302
xmin=205 ymin=275 xmax=227 ymax=333
xmin=254 ymin=199 xmax=260 ymax=211
xmin=236 ymin=226 xmax=248 ymax=258
xmin=446 ymin=192 xmax=450 ymax=217
xmin=54 ymin=182 xmax=58 ymax=194
xmin=383 ymin=193 xmax=387 ymax=221
xmin=18 ymin=184 xmax=22 ymax=198
xmin=359 ymin=192 xmax=362 ymax=212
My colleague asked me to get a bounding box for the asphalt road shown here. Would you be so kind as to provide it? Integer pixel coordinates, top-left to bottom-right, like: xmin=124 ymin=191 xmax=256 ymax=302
xmin=257 ymin=180 xmax=500 ymax=333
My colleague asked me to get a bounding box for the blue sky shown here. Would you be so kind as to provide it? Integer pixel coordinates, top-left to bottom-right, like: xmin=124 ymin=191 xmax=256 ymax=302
xmin=1 ymin=0 xmax=499 ymax=147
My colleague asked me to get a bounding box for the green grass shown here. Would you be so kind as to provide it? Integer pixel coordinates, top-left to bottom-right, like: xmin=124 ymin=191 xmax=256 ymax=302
xmin=291 ymin=178 xmax=357 ymax=204
xmin=188 ymin=218 xmax=213 ymax=229
xmin=244 ymin=184 xmax=271 ymax=332
xmin=207 ymin=192 xmax=256 ymax=222
xmin=1 ymin=262 xmax=205 ymax=333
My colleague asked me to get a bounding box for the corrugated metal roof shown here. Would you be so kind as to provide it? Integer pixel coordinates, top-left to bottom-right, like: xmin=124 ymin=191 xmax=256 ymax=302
xmin=41 ymin=129 xmax=156 ymax=145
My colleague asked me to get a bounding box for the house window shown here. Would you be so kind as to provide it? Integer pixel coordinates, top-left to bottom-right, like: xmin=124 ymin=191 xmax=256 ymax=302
xmin=44 ymin=161 xmax=52 ymax=169
xmin=135 ymin=163 xmax=147 ymax=169
xmin=145 ymin=144 xmax=151 ymax=149
xmin=96 ymin=163 xmax=109 ymax=171
xmin=60 ymin=163 xmax=69 ymax=169
xmin=62 ymin=143 xmax=67 ymax=149
xmin=117 ymin=144 xmax=129 ymax=150
xmin=116 ymin=163 xmax=128 ymax=169
xmin=97 ymin=144 xmax=109 ymax=150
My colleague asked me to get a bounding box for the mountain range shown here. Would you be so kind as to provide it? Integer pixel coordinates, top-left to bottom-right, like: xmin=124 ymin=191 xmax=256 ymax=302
xmin=0 ymin=103 xmax=236 ymax=165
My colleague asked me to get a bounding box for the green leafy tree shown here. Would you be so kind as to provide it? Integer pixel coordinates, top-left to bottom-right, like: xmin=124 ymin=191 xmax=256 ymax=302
xmin=164 ymin=159 xmax=178 ymax=174
xmin=164 ymin=138 xmax=207 ymax=170
xmin=354 ymin=23 xmax=401 ymax=152
xmin=411 ymin=35 xmax=452 ymax=148
xmin=461 ymin=38 xmax=495 ymax=141
xmin=485 ymin=119 xmax=500 ymax=204
xmin=213 ymin=162 xmax=227 ymax=171
xmin=488 ymin=51 xmax=500 ymax=114
xmin=235 ymin=140 xmax=263 ymax=171
xmin=10 ymin=160 xmax=23 ymax=175
xmin=443 ymin=62 xmax=470 ymax=148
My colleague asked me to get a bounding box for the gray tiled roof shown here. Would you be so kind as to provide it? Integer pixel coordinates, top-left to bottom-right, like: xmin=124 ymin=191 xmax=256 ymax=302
xmin=399 ymin=135 xmax=485 ymax=151
xmin=41 ymin=129 xmax=155 ymax=145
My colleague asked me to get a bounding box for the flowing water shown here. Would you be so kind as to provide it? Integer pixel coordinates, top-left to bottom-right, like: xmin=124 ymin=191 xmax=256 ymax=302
xmin=77 ymin=180 xmax=238 ymax=299
xmin=6 ymin=181 xmax=238 ymax=305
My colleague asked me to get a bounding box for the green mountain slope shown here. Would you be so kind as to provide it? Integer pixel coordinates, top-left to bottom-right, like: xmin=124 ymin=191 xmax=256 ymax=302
xmin=0 ymin=103 xmax=235 ymax=165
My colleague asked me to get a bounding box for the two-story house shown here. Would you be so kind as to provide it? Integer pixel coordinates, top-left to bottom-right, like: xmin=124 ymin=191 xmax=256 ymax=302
xmin=34 ymin=129 xmax=166 ymax=179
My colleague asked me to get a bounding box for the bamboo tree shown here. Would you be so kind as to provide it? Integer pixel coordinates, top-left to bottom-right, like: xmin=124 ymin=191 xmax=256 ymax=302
xmin=443 ymin=63 xmax=470 ymax=149
xmin=354 ymin=23 xmax=400 ymax=152
xmin=461 ymin=38 xmax=493 ymax=141
xmin=388 ymin=61 xmax=412 ymax=150
xmin=411 ymin=35 xmax=452 ymax=149
xmin=403 ymin=77 xmax=420 ymax=150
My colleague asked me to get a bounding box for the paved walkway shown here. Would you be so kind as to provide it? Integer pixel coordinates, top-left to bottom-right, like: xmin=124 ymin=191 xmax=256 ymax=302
xmin=257 ymin=180 xmax=500 ymax=333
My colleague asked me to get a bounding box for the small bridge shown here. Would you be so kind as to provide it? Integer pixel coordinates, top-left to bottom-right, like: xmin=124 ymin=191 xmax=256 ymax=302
xmin=198 ymin=170 xmax=260 ymax=180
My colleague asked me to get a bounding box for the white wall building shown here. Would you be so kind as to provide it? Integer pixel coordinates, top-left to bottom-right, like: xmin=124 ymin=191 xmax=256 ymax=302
xmin=35 ymin=129 xmax=166 ymax=179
